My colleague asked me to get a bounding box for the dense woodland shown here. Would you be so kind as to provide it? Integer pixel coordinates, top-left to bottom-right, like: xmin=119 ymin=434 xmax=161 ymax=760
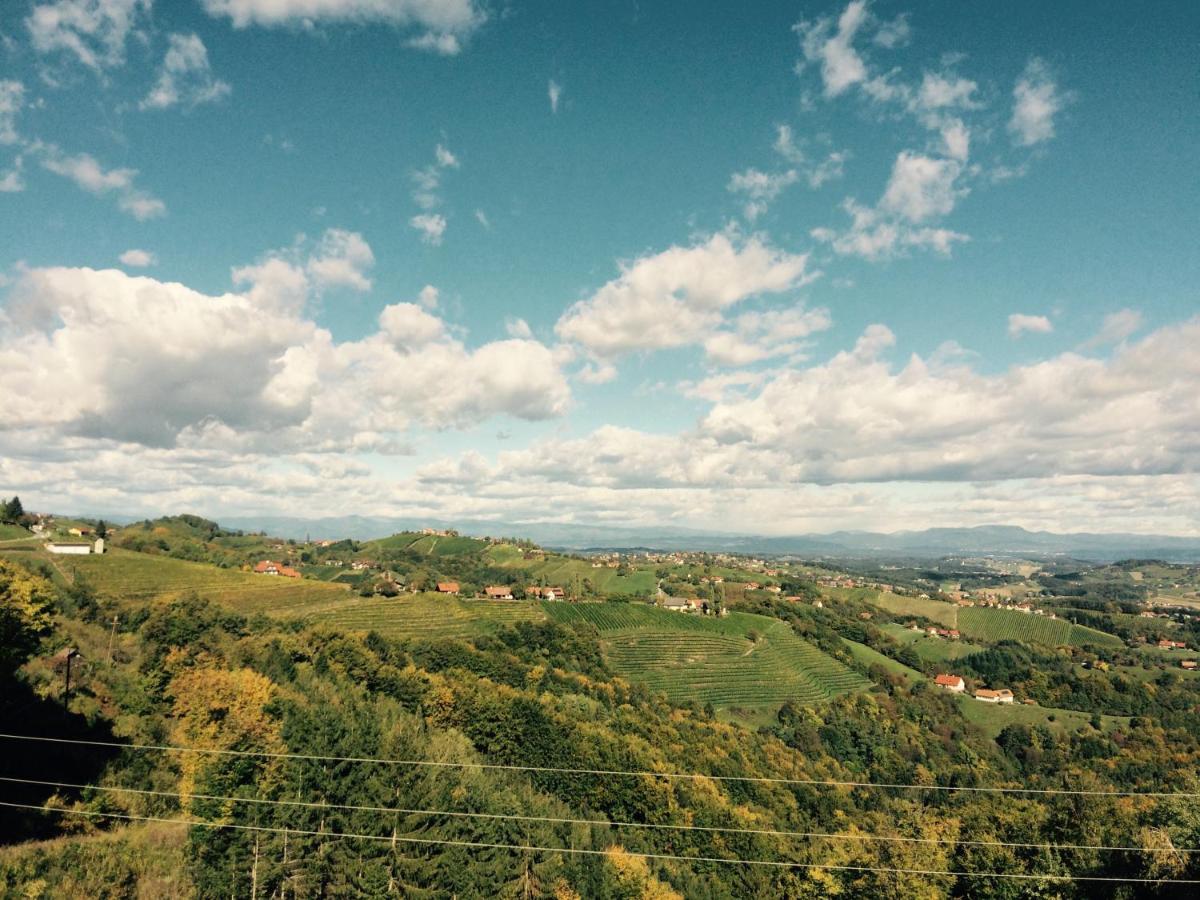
xmin=4 ymin=523 xmax=1200 ymax=897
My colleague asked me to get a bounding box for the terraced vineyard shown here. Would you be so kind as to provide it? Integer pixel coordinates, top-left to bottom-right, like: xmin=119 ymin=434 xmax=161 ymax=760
xmin=49 ymin=548 xmax=349 ymax=613
xmin=957 ymin=607 xmax=1122 ymax=647
xmin=547 ymin=603 xmax=868 ymax=710
xmin=304 ymin=594 xmax=547 ymax=640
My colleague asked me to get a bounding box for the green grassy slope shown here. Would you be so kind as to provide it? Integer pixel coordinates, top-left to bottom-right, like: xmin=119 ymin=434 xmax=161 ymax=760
xmin=957 ymin=607 xmax=1123 ymax=648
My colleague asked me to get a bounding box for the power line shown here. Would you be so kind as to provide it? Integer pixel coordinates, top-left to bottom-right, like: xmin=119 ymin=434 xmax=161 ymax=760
xmin=6 ymin=775 xmax=1191 ymax=856
xmin=2 ymin=732 xmax=1196 ymax=799
xmin=2 ymin=801 xmax=1197 ymax=884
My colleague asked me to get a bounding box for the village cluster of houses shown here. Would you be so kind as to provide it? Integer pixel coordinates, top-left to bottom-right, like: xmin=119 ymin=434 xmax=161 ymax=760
xmin=431 ymin=582 xmax=567 ymax=601
xmin=935 ymin=673 xmax=1015 ymax=704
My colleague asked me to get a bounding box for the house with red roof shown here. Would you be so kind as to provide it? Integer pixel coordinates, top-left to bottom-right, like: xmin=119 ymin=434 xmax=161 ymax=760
xmin=934 ymin=673 xmax=965 ymax=693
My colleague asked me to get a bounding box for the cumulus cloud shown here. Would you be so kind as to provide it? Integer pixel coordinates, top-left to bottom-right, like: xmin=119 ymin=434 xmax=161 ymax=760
xmin=0 ymin=263 xmax=570 ymax=450
xmin=440 ymin=317 xmax=1200 ymax=506
xmin=0 ymin=81 xmax=24 ymax=145
xmin=36 ymin=144 xmax=166 ymax=219
xmin=548 ymin=79 xmax=563 ymax=113
xmin=1010 ymin=58 xmax=1065 ymax=146
xmin=118 ymin=248 xmax=155 ymax=267
xmin=703 ymin=304 xmax=832 ymax=367
xmin=554 ymin=233 xmax=813 ymax=359
xmin=1007 ymin=313 xmax=1053 ymax=338
xmin=26 ymin=0 xmax=150 ymax=71
xmin=410 ymin=213 xmax=447 ymax=245
xmin=141 ymin=33 xmax=231 ymax=111
xmin=200 ymin=0 xmax=486 ymax=54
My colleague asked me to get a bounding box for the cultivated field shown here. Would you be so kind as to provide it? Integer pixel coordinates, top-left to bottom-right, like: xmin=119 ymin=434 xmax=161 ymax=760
xmin=38 ymin=548 xmax=349 ymax=612
xmin=868 ymin=593 xmax=960 ymax=627
xmin=879 ymin=623 xmax=986 ymax=661
xmin=546 ymin=603 xmax=868 ymax=710
xmin=302 ymin=594 xmax=547 ymax=640
xmin=486 ymin=545 xmax=658 ymax=597
xmin=956 ymin=607 xmax=1122 ymax=648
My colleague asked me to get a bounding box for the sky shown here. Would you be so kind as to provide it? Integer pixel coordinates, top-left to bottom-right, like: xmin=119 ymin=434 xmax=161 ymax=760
xmin=0 ymin=0 xmax=1198 ymax=536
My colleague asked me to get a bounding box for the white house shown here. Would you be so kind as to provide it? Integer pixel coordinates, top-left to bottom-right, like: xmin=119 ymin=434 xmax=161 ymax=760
xmin=934 ymin=673 xmax=966 ymax=693
xmin=974 ymin=688 xmax=1015 ymax=704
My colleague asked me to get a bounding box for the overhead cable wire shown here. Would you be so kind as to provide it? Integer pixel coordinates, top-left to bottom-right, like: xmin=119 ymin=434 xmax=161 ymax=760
xmin=2 ymin=732 xmax=1197 ymax=799
xmin=2 ymin=801 xmax=1198 ymax=884
xmin=5 ymin=775 xmax=1193 ymax=855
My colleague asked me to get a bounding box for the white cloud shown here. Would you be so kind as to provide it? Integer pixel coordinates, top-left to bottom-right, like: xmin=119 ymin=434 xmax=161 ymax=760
xmin=505 ymin=317 xmax=533 ymax=339
xmin=1085 ymin=308 xmax=1143 ymax=348
xmin=773 ymin=125 xmax=846 ymax=187
xmin=417 ymin=284 xmax=439 ymax=309
xmin=37 ymin=145 xmax=166 ymax=219
xmin=727 ymin=168 xmax=799 ymax=221
xmin=405 ymin=31 xmax=462 ymax=56
xmin=118 ymin=248 xmax=155 ymax=267
xmin=916 ymin=72 xmax=978 ymax=111
xmin=305 ymin=228 xmax=374 ymax=291
xmin=0 ymin=159 xmax=23 ymax=193
xmin=812 ymin=198 xmax=967 ymax=261
xmin=794 ymin=0 xmax=870 ymax=97
xmin=410 ymin=213 xmax=447 ymax=245
xmin=141 ymin=33 xmax=231 ymax=111
xmin=555 ymin=233 xmax=813 ymax=359
xmin=703 ymin=304 xmax=832 ymax=367
xmin=1010 ymin=58 xmax=1065 ymax=146
xmin=378 ymin=302 xmax=445 ymax=347
xmin=434 ymin=143 xmax=459 ymax=168
xmin=548 ymin=79 xmax=563 ymax=113
xmin=872 ymin=13 xmax=910 ymax=49
xmin=880 ymin=152 xmax=965 ymax=223
xmin=0 ymin=81 xmax=24 ymax=145
xmin=1007 ymin=313 xmax=1053 ymax=338
xmin=26 ymin=0 xmax=150 ymax=71
xmin=474 ymin=209 xmax=490 ymax=228
xmin=0 ymin=264 xmax=570 ymax=450
xmin=200 ymin=0 xmax=486 ymax=54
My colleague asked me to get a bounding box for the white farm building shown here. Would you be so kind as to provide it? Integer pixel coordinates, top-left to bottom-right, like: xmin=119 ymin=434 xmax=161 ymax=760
xmin=47 ymin=539 xmax=105 ymax=555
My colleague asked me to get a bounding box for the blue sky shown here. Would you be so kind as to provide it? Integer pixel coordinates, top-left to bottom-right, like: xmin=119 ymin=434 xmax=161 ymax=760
xmin=1 ymin=0 xmax=1198 ymax=534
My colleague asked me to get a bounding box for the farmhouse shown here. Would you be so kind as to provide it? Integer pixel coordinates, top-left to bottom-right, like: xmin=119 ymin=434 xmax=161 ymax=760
xmin=1182 ymin=660 xmax=1197 ymax=670
xmin=46 ymin=541 xmax=95 ymax=555
xmin=436 ymin=582 xmax=460 ymax=595
xmin=661 ymin=597 xmax=691 ymax=612
xmin=254 ymin=560 xmax=300 ymax=578
xmin=934 ymin=674 xmax=966 ymax=693
xmin=974 ymin=688 xmax=1015 ymax=704
xmin=529 ymin=586 xmax=565 ymax=601
xmin=1158 ymin=639 xmax=1188 ymax=650
xmin=484 ymin=586 xmax=514 ymax=600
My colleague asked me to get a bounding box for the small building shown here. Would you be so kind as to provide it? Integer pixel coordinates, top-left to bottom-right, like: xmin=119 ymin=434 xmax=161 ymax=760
xmin=661 ymin=597 xmax=691 ymax=612
xmin=934 ymin=673 xmax=966 ymax=693
xmin=254 ymin=560 xmax=282 ymax=575
xmin=436 ymin=582 xmax=460 ymax=595
xmin=68 ymin=527 xmax=92 ymax=537
xmin=530 ymin=586 xmax=565 ymax=601
xmin=973 ymin=688 xmax=1015 ymax=704
xmin=47 ymin=541 xmax=93 ymax=555
xmin=1181 ymin=660 xmax=1198 ymax=671
xmin=93 ymin=538 xmax=105 ymax=554
xmin=484 ymin=586 xmax=514 ymax=600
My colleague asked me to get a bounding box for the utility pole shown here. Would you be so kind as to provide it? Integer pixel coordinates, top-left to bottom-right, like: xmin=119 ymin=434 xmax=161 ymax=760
xmin=58 ymin=647 xmax=79 ymax=712
xmin=107 ymin=615 xmax=119 ymax=664
xmin=250 ymin=836 xmax=259 ymax=900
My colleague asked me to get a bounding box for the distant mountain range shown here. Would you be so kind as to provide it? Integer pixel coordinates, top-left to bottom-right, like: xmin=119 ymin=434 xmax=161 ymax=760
xmin=187 ymin=516 xmax=1200 ymax=563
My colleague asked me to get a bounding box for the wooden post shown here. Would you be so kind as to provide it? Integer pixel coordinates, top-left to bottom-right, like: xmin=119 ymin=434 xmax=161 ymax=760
xmin=250 ymin=835 xmax=259 ymax=900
